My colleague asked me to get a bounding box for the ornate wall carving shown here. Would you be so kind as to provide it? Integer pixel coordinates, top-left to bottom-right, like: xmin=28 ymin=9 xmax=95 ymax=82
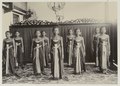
xmin=11 ymin=18 xmax=101 ymax=26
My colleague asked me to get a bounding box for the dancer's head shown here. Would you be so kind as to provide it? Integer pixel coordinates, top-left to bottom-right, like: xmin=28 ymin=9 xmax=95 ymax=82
xmin=100 ymin=27 xmax=106 ymax=34
xmin=15 ymin=31 xmax=20 ymax=37
xmin=75 ymin=28 xmax=81 ymax=36
xmin=53 ymin=27 xmax=59 ymax=35
xmin=5 ymin=31 xmax=12 ymax=38
xmin=68 ymin=29 xmax=73 ymax=35
xmin=95 ymin=27 xmax=100 ymax=34
xmin=42 ymin=31 xmax=46 ymax=37
xmin=34 ymin=30 xmax=41 ymax=37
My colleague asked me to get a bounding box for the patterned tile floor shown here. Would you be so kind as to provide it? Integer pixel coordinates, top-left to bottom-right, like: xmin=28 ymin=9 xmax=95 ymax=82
xmin=2 ymin=63 xmax=117 ymax=84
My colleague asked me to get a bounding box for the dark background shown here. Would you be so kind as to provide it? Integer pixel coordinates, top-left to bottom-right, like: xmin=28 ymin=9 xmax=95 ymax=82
xmin=10 ymin=23 xmax=117 ymax=65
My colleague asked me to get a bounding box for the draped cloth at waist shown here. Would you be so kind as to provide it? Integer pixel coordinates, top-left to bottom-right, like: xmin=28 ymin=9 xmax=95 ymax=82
xmin=68 ymin=42 xmax=74 ymax=66
xmin=99 ymin=42 xmax=107 ymax=52
xmin=98 ymin=42 xmax=108 ymax=70
xmin=74 ymin=43 xmax=83 ymax=56
xmin=74 ymin=43 xmax=82 ymax=73
xmin=53 ymin=44 xmax=60 ymax=78
xmin=33 ymin=44 xmax=42 ymax=74
xmin=6 ymin=44 xmax=10 ymax=74
xmin=6 ymin=44 xmax=14 ymax=74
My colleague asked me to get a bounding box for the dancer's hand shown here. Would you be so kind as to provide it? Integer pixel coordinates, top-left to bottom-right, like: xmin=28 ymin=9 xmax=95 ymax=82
xmin=16 ymin=43 xmax=19 ymax=46
xmin=22 ymin=48 xmax=24 ymax=53
xmin=3 ymin=58 xmax=6 ymax=64
xmin=7 ymin=46 xmax=12 ymax=49
xmin=108 ymin=51 xmax=111 ymax=56
xmin=83 ymin=52 xmax=86 ymax=57
xmin=14 ymin=53 xmax=16 ymax=57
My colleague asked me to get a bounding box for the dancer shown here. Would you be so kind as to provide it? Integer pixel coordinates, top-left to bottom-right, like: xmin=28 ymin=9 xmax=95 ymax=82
xmin=50 ymin=27 xmax=64 ymax=79
xmin=74 ymin=28 xmax=86 ymax=74
xmin=31 ymin=30 xmax=45 ymax=76
xmin=92 ymin=28 xmax=100 ymax=67
xmin=14 ymin=31 xmax=24 ymax=69
xmin=98 ymin=27 xmax=110 ymax=74
xmin=66 ymin=29 xmax=75 ymax=67
xmin=2 ymin=31 xmax=20 ymax=78
xmin=41 ymin=31 xmax=50 ymax=67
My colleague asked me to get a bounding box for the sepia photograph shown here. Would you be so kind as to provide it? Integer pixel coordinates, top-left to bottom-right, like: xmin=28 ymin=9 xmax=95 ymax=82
xmin=1 ymin=0 xmax=118 ymax=84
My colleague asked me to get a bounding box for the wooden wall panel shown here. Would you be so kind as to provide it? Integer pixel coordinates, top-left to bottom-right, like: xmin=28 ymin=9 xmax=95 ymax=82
xmin=10 ymin=23 xmax=117 ymax=64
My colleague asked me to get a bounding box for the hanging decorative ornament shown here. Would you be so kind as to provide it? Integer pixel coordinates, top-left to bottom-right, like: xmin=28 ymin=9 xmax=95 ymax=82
xmin=25 ymin=9 xmax=33 ymax=19
xmin=47 ymin=2 xmax=65 ymax=23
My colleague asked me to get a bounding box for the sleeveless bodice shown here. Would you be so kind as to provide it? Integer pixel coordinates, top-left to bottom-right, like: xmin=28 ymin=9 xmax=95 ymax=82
xmin=44 ymin=38 xmax=48 ymax=44
xmin=14 ymin=39 xmax=21 ymax=43
xmin=52 ymin=39 xmax=60 ymax=46
xmin=4 ymin=40 xmax=13 ymax=48
xmin=67 ymin=36 xmax=74 ymax=45
xmin=99 ymin=37 xmax=108 ymax=45
xmin=33 ymin=40 xmax=43 ymax=48
xmin=74 ymin=38 xmax=82 ymax=47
